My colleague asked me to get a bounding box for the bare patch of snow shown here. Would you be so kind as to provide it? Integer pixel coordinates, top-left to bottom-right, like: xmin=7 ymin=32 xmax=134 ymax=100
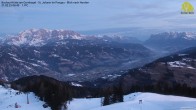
xmin=11 ymin=57 xmax=25 ymax=63
xmin=178 ymin=54 xmax=188 ymax=56
xmin=168 ymin=61 xmax=186 ymax=68
xmin=50 ymin=54 xmax=60 ymax=57
xmin=70 ymin=82 xmax=83 ymax=87
xmin=37 ymin=60 xmax=48 ymax=66
xmin=67 ymin=74 xmax=75 ymax=77
xmin=168 ymin=61 xmax=195 ymax=69
xmin=8 ymin=53 xmax=17 ymax=57
xmin=34 ymin=50 xmax=40 ymax=54
xmin=24 ymin=65 xmax=32 ymax=70
xmin=30 ymin=63 xmax=41 ymax=67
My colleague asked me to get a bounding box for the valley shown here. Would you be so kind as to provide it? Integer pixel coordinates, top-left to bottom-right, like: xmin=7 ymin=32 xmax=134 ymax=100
xmin=1 ymin=29 xmax=196 ymax=110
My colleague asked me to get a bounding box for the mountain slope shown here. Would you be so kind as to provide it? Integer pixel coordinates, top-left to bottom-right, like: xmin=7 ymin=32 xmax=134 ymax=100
xmin=120 ymin=47 xmax=196 ymax=96
xmin=0 ymin=29 xmax=154 ymax=83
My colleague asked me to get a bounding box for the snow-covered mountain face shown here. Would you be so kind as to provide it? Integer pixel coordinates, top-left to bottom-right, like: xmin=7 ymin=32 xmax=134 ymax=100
xmin=4 ymin=29 xmax=88 ymax=46
xmin=144 ymin=32 xmax=196 ymax=52
xmin=0 ymin=29 xmax=154 ymax=83
xmin=2 ymin=29 xmax=142 ymax=46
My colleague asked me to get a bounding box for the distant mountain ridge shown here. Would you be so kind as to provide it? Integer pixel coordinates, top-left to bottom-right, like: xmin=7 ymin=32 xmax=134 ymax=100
xmin=150 ymin=32 xmax=196 ymax=40
xmin=144 ymin=32 xmax=196 ymax=52
xmin=4 ymin=29 xmax=88 ymax=46
xmin=2 ymin=29 xmax=142 ymax=46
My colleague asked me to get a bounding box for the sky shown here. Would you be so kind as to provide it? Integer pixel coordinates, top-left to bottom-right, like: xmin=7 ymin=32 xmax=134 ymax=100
xmin=0 ymin=0 xmax=196 ymax=34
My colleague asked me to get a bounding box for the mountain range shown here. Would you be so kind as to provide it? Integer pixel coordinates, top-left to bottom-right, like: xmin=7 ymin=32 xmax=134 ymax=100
xmin=8 ymin=46 xmax=196 ymax=110
xmin=0 ymin=29 xmax=154 ymax=82
xmin=1 ymin=29 xmax=196 ymax=110
xmin=1 ymin=29 xmax=196 ymax=83
xmin=144 ymin=32 xmax=196 ymax=52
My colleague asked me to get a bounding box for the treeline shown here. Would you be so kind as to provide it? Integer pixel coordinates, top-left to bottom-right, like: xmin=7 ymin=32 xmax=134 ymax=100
xmin=10 ymin=75 xmax=196 ymax=110
xmin=99 ymin=80 xmax=196 ymax=106
xmin=11 ymin=75 xmax=101 ymax=110
xmin=101 ymin=84 xmax=124 ymax=106
xmin=10 ymin=75 xmax=126 ymax=110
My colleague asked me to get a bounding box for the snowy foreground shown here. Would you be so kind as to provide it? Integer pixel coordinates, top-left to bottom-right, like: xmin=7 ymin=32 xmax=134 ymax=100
xmin=0 ymin=86 xmax=51 ymax=110
xmin=67 ymin=92 xmax=196 ymax=110
xmin=1 ymin=85 xmax=196 ymax=110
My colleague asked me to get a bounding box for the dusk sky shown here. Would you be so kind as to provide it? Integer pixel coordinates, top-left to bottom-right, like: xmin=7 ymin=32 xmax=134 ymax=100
xmin=0 ymin=0 xmax=196 ymax=33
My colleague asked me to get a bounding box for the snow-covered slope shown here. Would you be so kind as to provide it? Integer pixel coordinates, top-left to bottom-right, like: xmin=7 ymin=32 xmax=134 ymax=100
xmin=67 ymin=98 xmax=102 ymax=110
xmin=67 ymin=92 xmax=196 ymax=110
xmin=0 ymin=85 xmax=51 ymax=110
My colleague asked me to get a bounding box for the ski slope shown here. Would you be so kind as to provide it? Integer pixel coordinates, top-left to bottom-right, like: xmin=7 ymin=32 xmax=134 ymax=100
xmin=0 ymin=85 xmax=51 ymax=110
xmin=1 ymin=84 xmax=196 ymax=110
xmin=67 ymin=92 xmax=196 ymax=110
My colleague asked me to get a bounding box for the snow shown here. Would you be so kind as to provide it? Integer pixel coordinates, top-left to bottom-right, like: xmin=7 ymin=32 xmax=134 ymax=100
xmin=70 ymin=82 xmax=83 ymax=87
xmin=152 ymin=32 xmax=196 ymax=40
xmin=168 ymin=61 xmax=186 ymax=68
xmin=29 ymin=38 xmax=44 ymax=46
xmin=30 ymin=63 xmax=41 ymax=67
xmin=37 ymin=60 xmax=48 ymax=66
xmin=34 ymin=50 xmax=40 ymax=54
xmin=6 ymin=29 xmax=86 ymax=46
xmin=76 ymin=51 xmax=80 ymax=55
xmin=168 ymin=61 xmax=195 ymax=69
xmin=0 ymin=85 xmax=51 ymax=110
xmin=67 ymin=92 xmax=196 ymax=110
xmin=67 ymin=98 xmax=101 ymax=110
xmin=1 ymin=86 xmax=196 ymax=110
xmin=57 ymin=35 xmax=64 ymax=40
xmin=182 ymin=58 xmax=192 ymax=62
xmin=187 ymin=67 xmax=195 ymax=69
xmin=24 ymin=65 xmax=32 ymax=70
xmin=67 ymin=74 xmax=75 ymax=76
xmin=8 ymin=53 xmax=17 ymax=57
xmin=61 ymin=58 xmax=71 ymax=62
xmin=185 ymin=32 xmax=196 ymax=40
xmin=103 ymin=74 xmax=122 ymax=79
xmin=1 ymin=76 xmax=8 ymax=82
xmin=11 ymin=57 xmax=25 ymax=63
xmin=178 ymin=54 xmax=188 ymax=56
xmin=71 ymin=35 xmax=82 ymax=40
xmin=50 ymin=54 xmax=60 ymax=57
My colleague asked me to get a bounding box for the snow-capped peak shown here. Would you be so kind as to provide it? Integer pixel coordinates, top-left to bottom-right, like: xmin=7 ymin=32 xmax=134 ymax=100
xmin=184 ymin=32 xmax=196 ymax=40
xmin=151 ymin=32 xmax=196 ymax=40
xmin=5 ymin=29 xmax=86 ymax=46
